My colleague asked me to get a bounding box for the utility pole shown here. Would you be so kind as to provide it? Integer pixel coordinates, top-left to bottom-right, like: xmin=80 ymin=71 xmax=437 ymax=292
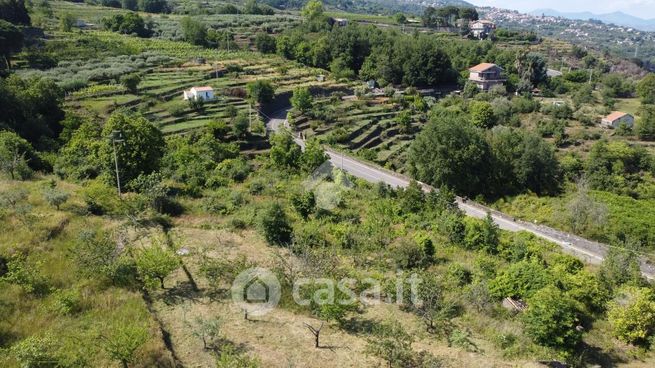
xmin=111 ymin=130 xmax=124 ymax=198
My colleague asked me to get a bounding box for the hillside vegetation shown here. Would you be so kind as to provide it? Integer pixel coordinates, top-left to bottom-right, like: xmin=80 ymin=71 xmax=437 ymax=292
xmin=2 ymin=0 xmax=655 ymax=367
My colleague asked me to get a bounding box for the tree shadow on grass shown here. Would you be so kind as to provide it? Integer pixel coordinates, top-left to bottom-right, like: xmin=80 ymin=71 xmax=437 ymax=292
xmin=339 ymin=317 xmax=383 ymax=335
xmin=204 ymin=287 xmax=231 ymax=302
xmin=208 ymin=337 xmax=251 ymax=356
xmin=161 ymin=281 xmax=202 ymax=306
xmin=576 ymin=342 xmax=628 ymax=368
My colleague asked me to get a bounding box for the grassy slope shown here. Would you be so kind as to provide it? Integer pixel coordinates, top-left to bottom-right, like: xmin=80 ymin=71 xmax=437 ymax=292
xmin=0 ymin=179 xmax=172 ymax=367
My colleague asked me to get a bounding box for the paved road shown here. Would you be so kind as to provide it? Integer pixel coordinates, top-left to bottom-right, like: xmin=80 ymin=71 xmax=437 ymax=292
xmin=267 ymin=108 xmax=655 ymax=280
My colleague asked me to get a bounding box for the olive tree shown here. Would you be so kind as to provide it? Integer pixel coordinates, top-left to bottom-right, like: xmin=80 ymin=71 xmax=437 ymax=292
xmin=135 ymin=245 xmax=180 ymax=289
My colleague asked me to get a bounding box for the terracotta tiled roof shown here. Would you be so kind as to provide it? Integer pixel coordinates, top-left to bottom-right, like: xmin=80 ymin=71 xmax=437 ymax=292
xmin=469 ymin=63 xmax=499 ymax=72
xmin=604 ymin=111 xmax=629 ymax=121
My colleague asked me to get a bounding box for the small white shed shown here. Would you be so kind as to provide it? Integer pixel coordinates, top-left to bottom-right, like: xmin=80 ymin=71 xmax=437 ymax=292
xmin=183 ymin=86 xmax=215 ymax=101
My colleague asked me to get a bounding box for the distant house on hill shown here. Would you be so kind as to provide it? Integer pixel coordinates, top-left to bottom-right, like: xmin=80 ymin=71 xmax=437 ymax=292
xmin=601 ymin=111 xmax=634 ymax=129
xmin=468 ymin=63 xmax=505 ymax=91
xmin=331 ymin=18 xmax=349 ymax=27
xmin=470 ymin=20 xmax=495 ymax=39
xmin=183 ymin=86 xmax=215 ymax=101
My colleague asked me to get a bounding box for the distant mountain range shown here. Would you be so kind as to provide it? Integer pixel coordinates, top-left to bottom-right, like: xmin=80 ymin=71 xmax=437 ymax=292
xmin=530 ymin=9 xmax=655 ymax=32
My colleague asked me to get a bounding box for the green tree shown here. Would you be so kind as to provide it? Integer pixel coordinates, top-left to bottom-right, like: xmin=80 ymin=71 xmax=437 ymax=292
xmin=55 ymin=121 xmax=102 ymax=180
xmin=366 ymin=321 xmax=415 ymax=367
xmin=1 ymin=253 xmax=49 ymax=295
xmin=181 ymin=16 xmax=206 ymax=46
xmin=488 ymin=127 xmax=560 ymax=195
xmin=290 ymin=190 xmax=315 ymax=219
xmin=462 ymin=81 xmax=479 ymax=98
xmin=394 ymin=13 xmax=407 ymax=24
xmin=301 ymin=0 xmax=324 ymax=22
xmin=129 ymin=172 xmax=170 ymax=213
xmin=122 ymin=0 xmax=138 ymax=10
xmin=636 ymin=74 xmax=655 ymax=104
xmin=478 ymin=214 xmax=499 ymax=254
xmin=72 ymin=230 xmax=132 ymax=284
xmin=408 ymin=114 xmax=491 ymax=196
xmin=470 ymin=101 xmax=495 ymax=128
xmin=43 ymin=186 xmax=69 ymax=210
xmin=246 ymin=80 xmax=275 ymax=105
xmin=290 ymin=87 xmax=313 ymax=112
xmin=523 ymin=286 xmax=582 ymax=349
xmin=410 ymin=272 xmax=457 ymax=335
xmin=0 ymin=0 xmax=30 ymax=25
xmin=598 ymin=238 xmax=643 ymax=290
xmin=232 ymin=111 xmax=250 ymax=139
xmin=0 ymin=75 xmax=65 ymax=145
xmin=399 ymin=180 xmax=425 ymax=214
xmin=311 ymin=286 xmax=359 ymax=325
xmin=415 ymin=232 xmax=435 ymax=261
xmin=607 ymin=286 xmax=655 ymax=346
xmin=189 ymin=317 xmax=221 ymax=350
xmin=59 ymin=12 xmax=76 ymax=32
xmin=516 ymin=52 xmax=547 ymax=86
xmin=120 ymin=73 xmax=141 ymax=94
xmin=135 ymin=245 xmax=180 ymax=289
xmin=100 ymin=112 xmax=165 ymax=187
xmin=103 ymin=323 xmax=148 ymax=368
xmin=566 ymin=179 xmax=607 ymax=234
xmin=269 ymin=130 xmax=301 ymax=169
xmin=0 ymin=19 xmax=23 ymax=69
xmin=489 ymin=260 xmax=552 ymax=299
xmin=300 ymin=138 xmax=326 ymax=173
xmin=161 ymin=132 xmax=239 ymax=191
xmin=254 ymin=32 xmax=276 ymax=54
xmin=636 ymin=105 xmax=655 ymax=141
xmin=137 ymin=0 xmax=167 ymax=13
xmin=0 ymin=130 xmax=33 ymax=180
xmin=11 ymin=335 xmax=60 ymax=368
xmin=259 ymin=202 xmax=292 ymax=245
xmin=396 ymin=110 xmax=413 ymax=134
xmin=102 ymin=12 xmax=152 ymax=37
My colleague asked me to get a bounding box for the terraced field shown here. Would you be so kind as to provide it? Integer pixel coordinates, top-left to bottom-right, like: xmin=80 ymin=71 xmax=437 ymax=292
xmin=294 ymin=95 xmax=427 ymax=170
xmin=48 ymin=1 xmax=300 ymax=50
xmin=67 ymin=55 xmax=352 ymax=135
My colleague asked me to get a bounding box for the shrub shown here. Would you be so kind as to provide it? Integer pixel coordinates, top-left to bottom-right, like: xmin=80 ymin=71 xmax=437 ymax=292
xmin=135 ymin=244 xmax=180 ymax=289
xmin=42 ymin=187 xmax=70 ymax=210
xmin=1 ymin=253 xmax=50 ymax=296
xmin=523 ymin=286 xmax=582 ymax=349
xmin=391 ymin=238 xmax=426 ymax=270
xmin=11 ymin=335 xmax=61 ymax=368
xmin=259 ymin=202 xmax=292 ymax=246
xmin=607 ymin=286 xmax=655 ymax=346
xmin=50 ymin=288 xmax=83 ymax=316
xmin=214 ymin=157 xmax=251 ymax=182
xmin=489 ymin=260 xmax=551 ymax=299
xmin=0 ymin=131 xmax=35 ymax=180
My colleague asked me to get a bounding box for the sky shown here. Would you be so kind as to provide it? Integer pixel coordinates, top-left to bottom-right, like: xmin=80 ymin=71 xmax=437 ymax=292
xmin=472 ymin=0 xmax=655 ymax=19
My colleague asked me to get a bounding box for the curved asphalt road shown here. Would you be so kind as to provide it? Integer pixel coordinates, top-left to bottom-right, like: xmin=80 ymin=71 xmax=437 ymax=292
xmin=267 ymin=108 xmax=655 ymax=280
